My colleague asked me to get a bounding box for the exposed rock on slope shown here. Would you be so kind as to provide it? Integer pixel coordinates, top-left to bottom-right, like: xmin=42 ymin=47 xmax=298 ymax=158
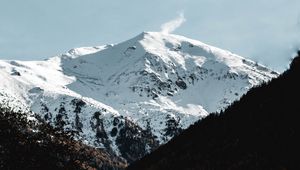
xmin=128 ymin=54 xmax=300 ymax=170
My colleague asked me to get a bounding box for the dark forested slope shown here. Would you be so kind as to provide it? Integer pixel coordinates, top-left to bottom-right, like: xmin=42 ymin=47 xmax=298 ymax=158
xmin=0 ymin=107 xmax=127 ymax=170
xmin=128 ymin=53 xmax=300 ymax=170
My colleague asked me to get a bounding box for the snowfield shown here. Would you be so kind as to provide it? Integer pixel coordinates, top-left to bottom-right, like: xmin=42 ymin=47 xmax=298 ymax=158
xmin=0 ymin=32 xmax=278 ymax=162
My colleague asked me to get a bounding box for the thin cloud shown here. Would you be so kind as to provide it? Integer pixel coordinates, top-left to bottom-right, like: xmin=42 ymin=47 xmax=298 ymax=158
xmin=160 ymin=12 xmax=186 ymax=34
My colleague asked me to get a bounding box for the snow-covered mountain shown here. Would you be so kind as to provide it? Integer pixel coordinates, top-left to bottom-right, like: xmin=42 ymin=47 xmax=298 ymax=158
xmin=0 ymin=32 xmax=278 ymax=162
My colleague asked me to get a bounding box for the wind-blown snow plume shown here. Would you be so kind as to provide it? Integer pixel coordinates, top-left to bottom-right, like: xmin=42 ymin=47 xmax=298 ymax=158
xmin=160 ymin=12 xmax=186 ymax=34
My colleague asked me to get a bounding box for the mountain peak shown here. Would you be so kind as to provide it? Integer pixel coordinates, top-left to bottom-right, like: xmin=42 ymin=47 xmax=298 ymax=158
xmin=58 ymin=32 xmax=258 ymax=72
xmin=0 ymin=32 xmax=278 ymax=162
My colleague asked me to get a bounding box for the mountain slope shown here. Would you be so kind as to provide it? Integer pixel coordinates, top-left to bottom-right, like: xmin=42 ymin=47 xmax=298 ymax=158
xmin=0 ymin=32 xmax=277 ymax=162
xmin=128 ymin=53 xmax=300 ymax=170
xmin=0 ymin=106 xmax=127 ymax=170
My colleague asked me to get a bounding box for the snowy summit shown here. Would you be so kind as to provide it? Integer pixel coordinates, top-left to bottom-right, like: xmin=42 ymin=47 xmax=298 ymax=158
xmin=0 ymin=32 xmax=278 ymax=162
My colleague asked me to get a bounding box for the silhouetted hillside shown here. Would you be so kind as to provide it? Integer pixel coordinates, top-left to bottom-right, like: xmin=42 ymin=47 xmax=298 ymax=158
xmin=0 ymin=107 xmax=127 ymax=170
xmin=128 ymin=54 xmax=300 ymax=170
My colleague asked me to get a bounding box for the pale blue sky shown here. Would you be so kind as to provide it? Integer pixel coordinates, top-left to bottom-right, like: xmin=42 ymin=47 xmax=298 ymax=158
xmin=1 ymin=0 xmax=300 ymax=72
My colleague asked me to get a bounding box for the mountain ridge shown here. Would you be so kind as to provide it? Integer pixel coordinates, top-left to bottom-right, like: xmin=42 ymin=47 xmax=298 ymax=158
xmin=0 ymin=32 xmax=278 ymax=162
